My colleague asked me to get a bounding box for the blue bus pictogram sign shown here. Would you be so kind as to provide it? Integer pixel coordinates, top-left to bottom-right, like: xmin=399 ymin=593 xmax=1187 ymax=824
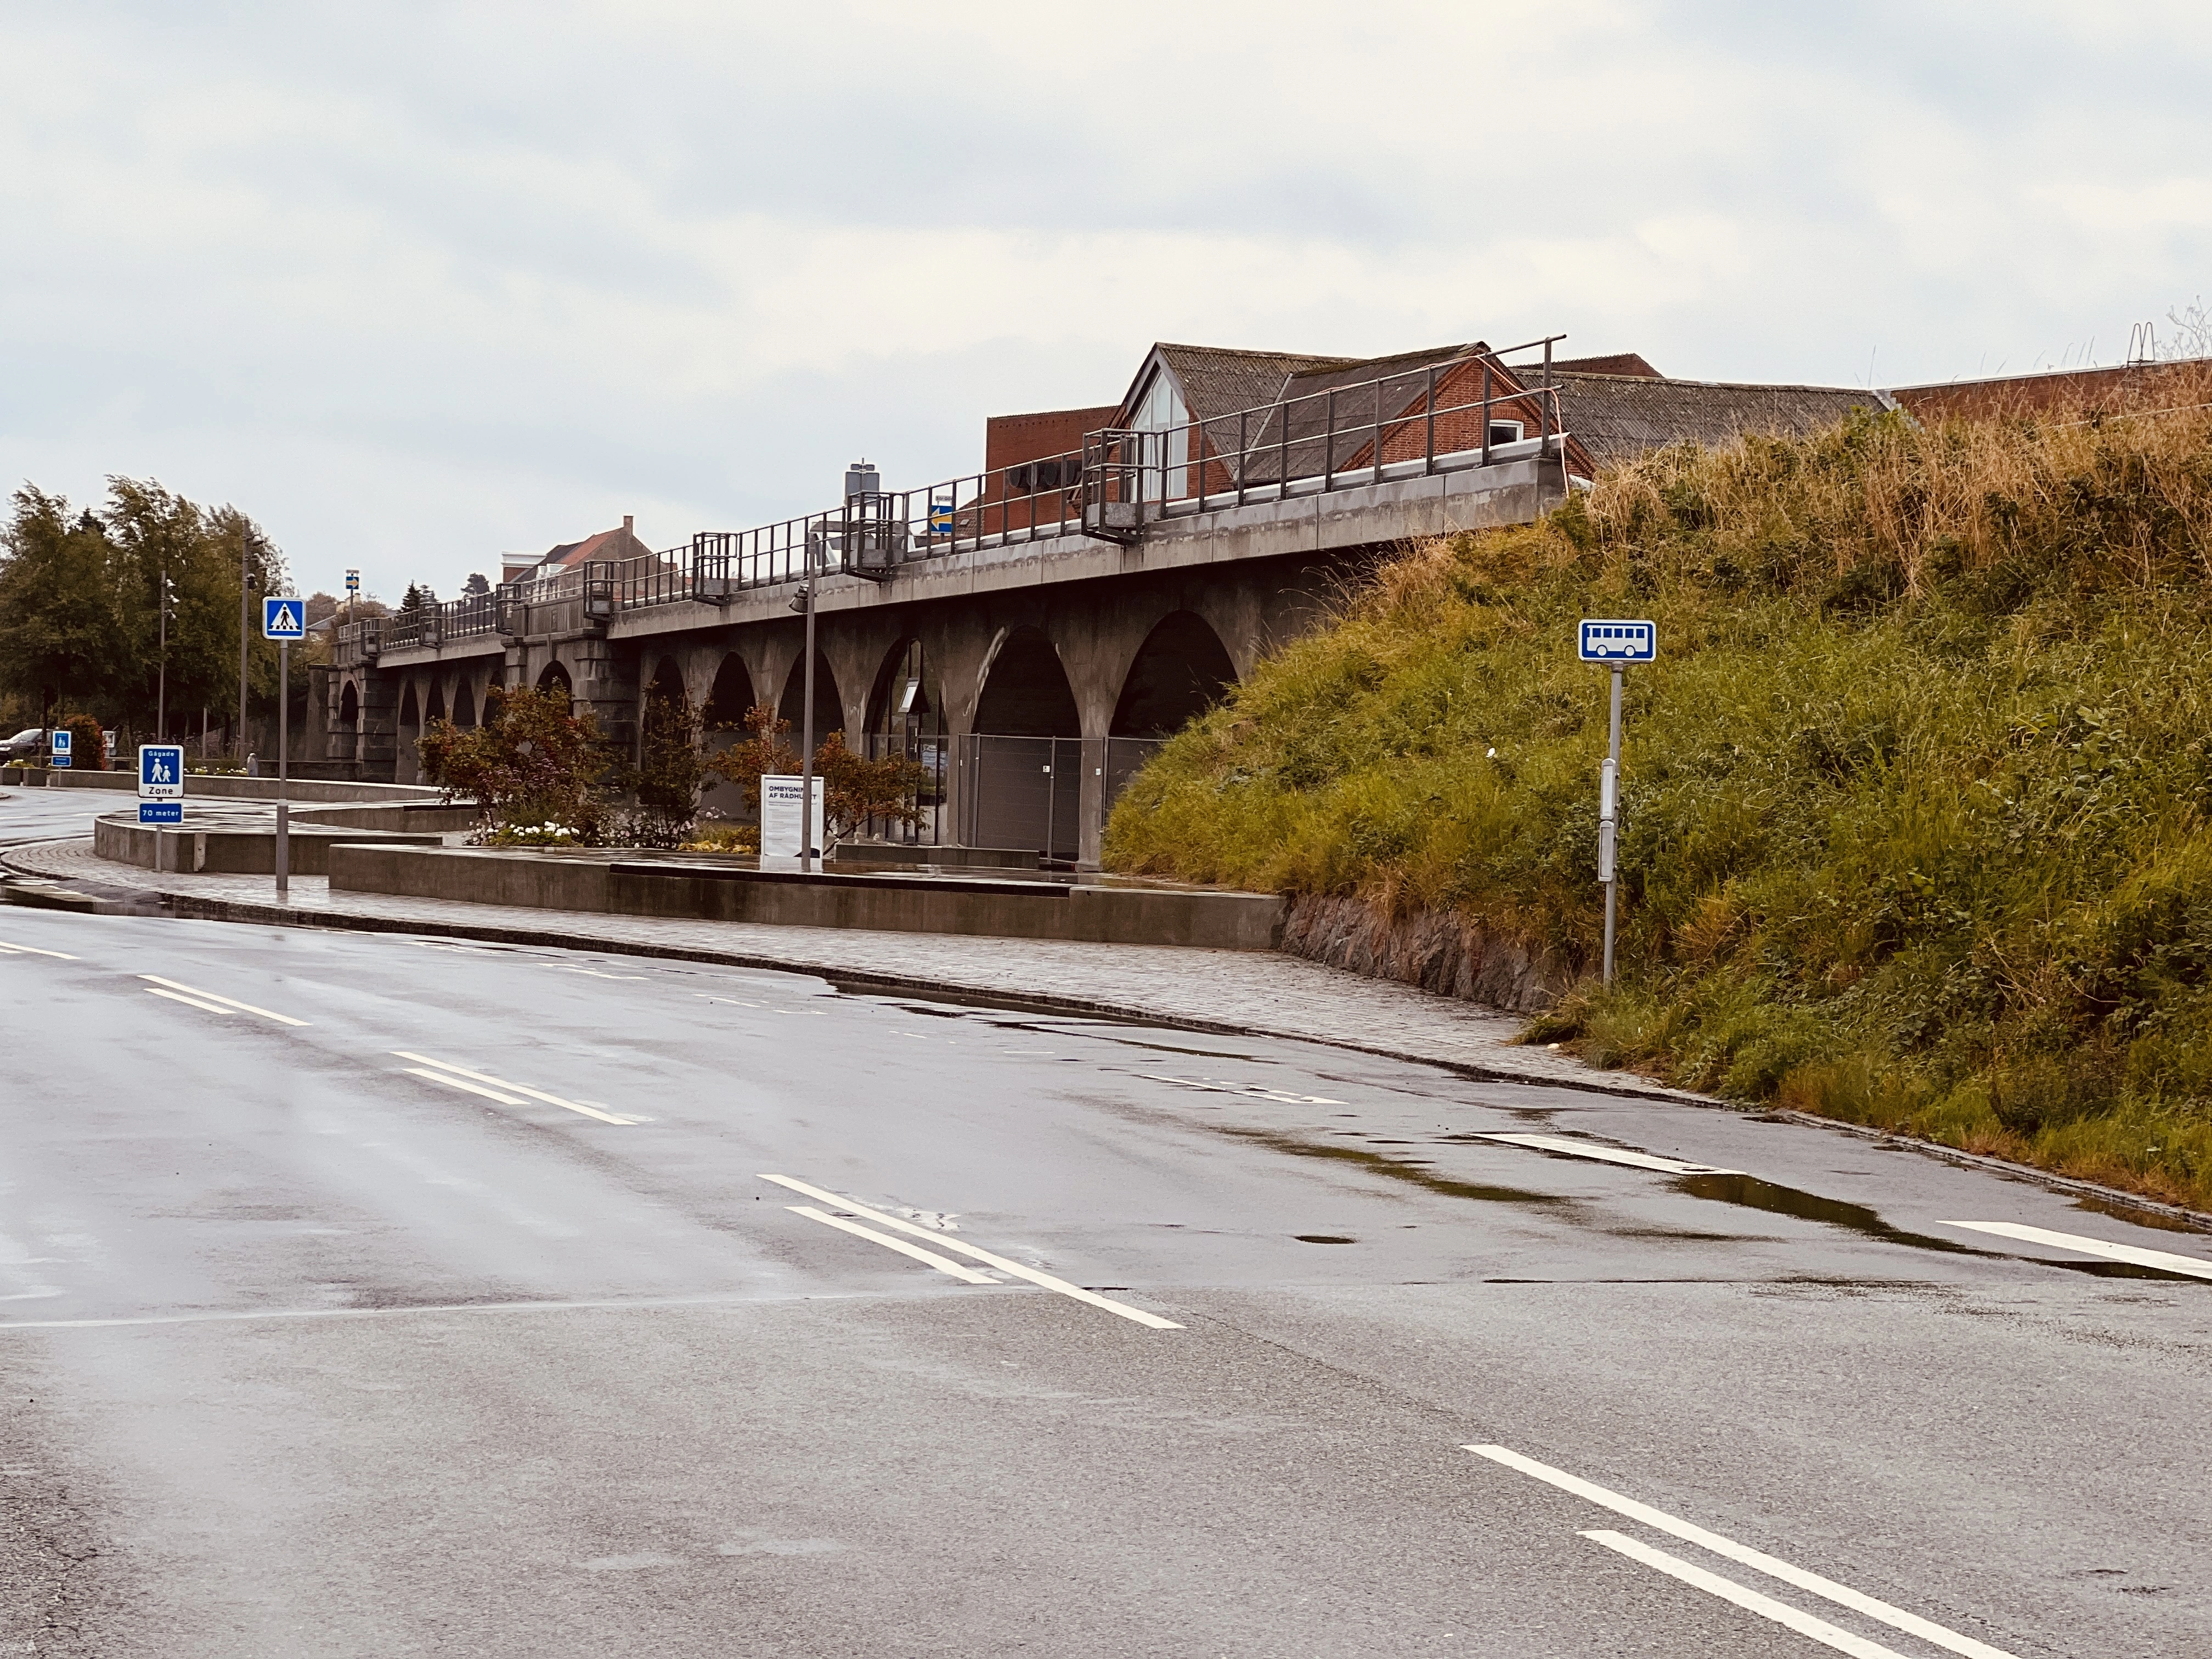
xmin=1578 ymin=619 xmax=1657 ymax=663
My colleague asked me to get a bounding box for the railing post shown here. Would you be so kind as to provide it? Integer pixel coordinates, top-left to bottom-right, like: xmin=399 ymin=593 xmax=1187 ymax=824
xmin=1481 ymin=363 xmax=1493 ymax=466
xmin=1279 ymin=396 xmax=1290 ymax=496
xmin=1323 ymin=388 xmax=1335 ymax=491
xmin=1372 ymin=379 xmax=1384 ymax=484
xmin=1194 ymin=417 xmax=1206 ymax=512
xmin=1237 ymin=409 xmax=1248 ymax=507
xmin=1425 ymin=365 xmax=1437 ymax=475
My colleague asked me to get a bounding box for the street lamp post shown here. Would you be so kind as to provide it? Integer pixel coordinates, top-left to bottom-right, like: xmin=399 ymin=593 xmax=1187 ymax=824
xmin=157 ymin=567 xmax=172 ymax=742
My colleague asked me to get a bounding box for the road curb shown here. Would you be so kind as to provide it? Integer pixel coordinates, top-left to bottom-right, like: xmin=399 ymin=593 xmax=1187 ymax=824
xmin=10 ymin=834 xmax=2210 ymax=1231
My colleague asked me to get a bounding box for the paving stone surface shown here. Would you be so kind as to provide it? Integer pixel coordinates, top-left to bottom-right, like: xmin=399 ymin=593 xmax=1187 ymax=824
xmin=2 ymin=834 xmax=1703 ymax=1101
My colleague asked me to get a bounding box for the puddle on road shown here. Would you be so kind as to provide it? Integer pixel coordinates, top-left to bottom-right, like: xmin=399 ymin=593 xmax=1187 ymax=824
xmin=2072 ymin=1195 xmax=2210 ymax=1235
xmin=1675 ymin=1173 xmax=2205 ymax=1279
xmin=1218 ymin=1127 xmax=1570 ymax=1208
xmin=1295 ymin=1234 xmax=1357 ymax=1245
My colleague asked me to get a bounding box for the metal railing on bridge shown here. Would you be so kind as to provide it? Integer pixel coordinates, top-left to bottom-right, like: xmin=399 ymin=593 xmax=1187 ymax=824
xmin=335 ymin=337 xmax=1572 ymax=663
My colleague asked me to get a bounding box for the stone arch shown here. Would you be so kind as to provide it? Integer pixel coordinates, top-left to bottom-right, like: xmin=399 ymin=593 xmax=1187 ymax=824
xmin=537 ymin=660 xmax=573 ymax=698
xmin=703 ymin=653 xmax=758 ymax=730
xmin=973 ymin=627 xmax=1080 ymax=737
xmin=425 ymin=677 xmax=447 ymax=726
xmin=776 ymin=651 xmax=845 ymax=742
xmin=453 ymin=677 xmax=477 ymax=729
xmin=398 ymin=681 xmax=420 ymax=732
xmin=865 ymin=637 xmax=941 ymax=741
xmin=338 ymin=681 xmax=359 ymax=727
xmin=645 ymin=654 xmax=687 ymax=709
xmin=1110 ymin=611 xmax=1239 ymax=737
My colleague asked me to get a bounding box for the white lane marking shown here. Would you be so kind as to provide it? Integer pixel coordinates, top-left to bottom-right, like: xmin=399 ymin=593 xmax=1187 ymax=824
xmin=567 ymin=967 xmax=647 ymax=980
xmin=698 ymin=995 xmax=761 ymax=1008
xmin=786 ymin=1206 xmax=998 ymax=1284
xmin=1477 ymin=1132 xmax=1741 ymax=1176
xmin=1938 ymin=1220 xmax=2212 ymax=1279
xmin=758 ymin=1173 xmax=1181 ymax=1330
xmin=140 ymin=974 xmax=309 ymax=1025
xmin=1466 ymin=1446 xmax=2018 ymax=1659
xmin=1153 ymin=1075 xmax=1346 ymax=1105
xmin=1579 ymin=1531 xmax=1909 ymax=1659
xmin=402 ymin=1066 xmax=527 ymax=1107
xmin=146 ymin=987 xmax=240 ymax=1016
xmin=391 ymin=1052 xmax=633 ymax=1125
xmin=0 ymin=940 xmax=78 ymax=960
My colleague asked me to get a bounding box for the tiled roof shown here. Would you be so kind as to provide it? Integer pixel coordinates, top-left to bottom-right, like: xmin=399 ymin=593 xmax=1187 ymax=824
xmin=1149 ymin=344 xmax=1357 ymax=425
xmin=1547 ymin=373 xmax=1894 ymax=469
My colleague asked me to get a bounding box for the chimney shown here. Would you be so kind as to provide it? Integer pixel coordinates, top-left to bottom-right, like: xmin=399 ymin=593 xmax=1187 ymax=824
xmin=622 ymin=514 xmax=634 ymax=540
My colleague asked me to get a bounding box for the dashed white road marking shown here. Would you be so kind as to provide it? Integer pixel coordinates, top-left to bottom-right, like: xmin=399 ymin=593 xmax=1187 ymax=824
xmin=402 ymin=1066 xmax=527 ymax=1107
xmin=1938 ymin=1219 xmax=2212 ymax=1280
xmin=1466 ymin=1445 xmax=2018 ymax=1659
xmin=698 ymin=994 xmax=761 ymax=1008
xmin=140 ymin=974 xmax=308 ymax=1025
xmin=786 ymin=1207 xmax=997 ymax=1283
xmin=146 ymin=988 xmax=239 ymax=1015
xmin=0 ymin=939 xmax=78 ymax=960
xmin=392 ymin=1052 xmax=633 ymax=1125
xmin=1579 ymin=1530 xmax=1909 ymax=1659
xmin=567 ymin=967 xmax=647 ymax=981
xmin=1476 ymin=1132 xmax=1741 ymax=1177
xmin=1152 ymin=1075 xmax=1345 ymax=1105
xmin=759 ymin=1173 xmax=1181 ymax=1330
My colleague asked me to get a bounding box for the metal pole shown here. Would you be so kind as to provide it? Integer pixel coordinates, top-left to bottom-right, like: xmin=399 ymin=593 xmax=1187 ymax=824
xmin=157 ymin=566 xmax=168 ymax=742
xmin=799 ymin=531 xmax=817 ymax=871
xmin=1602 ymin=663 xmax=1623 ymax=984
xmin=275 ymin=639 xmax=290 ymax=902
xmin=239 ymin=541 xmax=250 ymax=761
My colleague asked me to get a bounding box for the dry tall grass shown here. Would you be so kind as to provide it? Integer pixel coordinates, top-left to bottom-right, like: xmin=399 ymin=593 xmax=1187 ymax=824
xmin=1108 ymin=378 xmax=2212 ymax=1210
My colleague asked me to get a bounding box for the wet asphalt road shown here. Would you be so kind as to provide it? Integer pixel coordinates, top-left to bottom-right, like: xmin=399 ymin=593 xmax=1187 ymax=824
xmin=1 ymin=885 xmax=2209 ymax=1654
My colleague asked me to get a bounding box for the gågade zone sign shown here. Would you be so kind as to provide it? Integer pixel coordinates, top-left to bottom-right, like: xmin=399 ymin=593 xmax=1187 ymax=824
xmin=138 ymin=743 xmax=184 ymax=824
xmin=1578 ymin=618 xmax=1658 ymax=663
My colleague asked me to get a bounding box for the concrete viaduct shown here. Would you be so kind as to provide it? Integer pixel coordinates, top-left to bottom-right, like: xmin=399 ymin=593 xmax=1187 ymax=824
xmin=329 ymin=442 xmax=1567 ymax=864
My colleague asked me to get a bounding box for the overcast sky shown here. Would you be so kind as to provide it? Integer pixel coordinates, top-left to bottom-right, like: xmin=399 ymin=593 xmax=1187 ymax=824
xmin=3 ymin=2 xmax=2207 ymax=602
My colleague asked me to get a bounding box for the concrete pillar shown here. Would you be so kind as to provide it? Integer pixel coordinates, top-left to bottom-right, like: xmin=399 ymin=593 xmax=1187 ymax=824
xmin=356 ymin=669 xmax=400 ymax=783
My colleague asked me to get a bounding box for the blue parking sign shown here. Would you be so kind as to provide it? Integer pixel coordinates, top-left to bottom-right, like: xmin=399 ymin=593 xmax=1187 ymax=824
xmin=49 ymin=729 xmax=71 ymax=768
xmin=263 ymin=596 xmax=306 ymax=640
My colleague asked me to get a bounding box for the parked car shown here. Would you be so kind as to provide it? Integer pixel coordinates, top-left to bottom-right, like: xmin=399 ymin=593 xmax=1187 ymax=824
xmin=1 ymin=728 xmax=46 ymax=764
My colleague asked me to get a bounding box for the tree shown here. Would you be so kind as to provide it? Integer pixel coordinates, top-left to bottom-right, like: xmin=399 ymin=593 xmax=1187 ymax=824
xmin=704 ymin=704 xmax=799 ymax=811
xmin=620 ymin=694 xmax=708 ymax=848
xmin=418 ymin=685 xmax=614 ymax=842
xmin=702 ymin=704 xmax=926 ymax=843
xmin=0 ymin=488 xmax=119 ymax=714
xmin=461 ymin=573 xmax=492 ymax=597
xmin=815 ymin=731 xmax=929 ymax=840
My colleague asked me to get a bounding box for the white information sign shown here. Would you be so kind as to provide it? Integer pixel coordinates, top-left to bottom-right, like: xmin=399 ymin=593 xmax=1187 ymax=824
xmin=759 ymin=774 xmax=825 ymax=859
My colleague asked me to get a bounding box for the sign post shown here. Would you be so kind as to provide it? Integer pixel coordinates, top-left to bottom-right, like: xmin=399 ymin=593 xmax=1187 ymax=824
xmin=263 ymin=596 xmax=306 ymax=901
xmin=1577 ymin=619 xmax=1657 ymax=985
xmin=49 ymin=729 xmax=70 ymax=770
xmin=138 ymin=743 xmax=184 ymax=825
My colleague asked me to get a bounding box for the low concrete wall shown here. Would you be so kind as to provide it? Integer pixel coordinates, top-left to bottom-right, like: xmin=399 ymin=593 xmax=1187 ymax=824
xmin=94 ymin=814 xmax=444 ymax=876
xmin=50 ymin=771 xmax=442 ymax=804
xmin=328 ymin=844 xmax=1284 ymax=949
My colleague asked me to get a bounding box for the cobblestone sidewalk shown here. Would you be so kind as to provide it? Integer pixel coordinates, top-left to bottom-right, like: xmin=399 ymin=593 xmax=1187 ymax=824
xmin=3 ymin=834 xmax=1703 ymax=1102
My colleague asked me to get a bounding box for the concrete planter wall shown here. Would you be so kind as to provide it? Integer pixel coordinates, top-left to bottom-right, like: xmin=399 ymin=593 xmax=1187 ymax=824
xmin=328 ymin=843 xmax=1286 ymax=951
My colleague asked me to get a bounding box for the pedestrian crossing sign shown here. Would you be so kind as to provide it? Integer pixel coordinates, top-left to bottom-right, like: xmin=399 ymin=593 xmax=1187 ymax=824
xmin=263 ymin=596 xmax=306 ymax=640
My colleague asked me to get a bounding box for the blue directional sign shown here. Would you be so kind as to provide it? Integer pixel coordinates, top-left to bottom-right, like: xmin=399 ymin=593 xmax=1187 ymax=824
xmin=1578 ymin=618 xmax=1657 ymax=663
xmin=49 ymin=729 xmax=70 ymax=768
xmin=138 ymin=743 xmax=184 ymax=799
xmin=263 ymin=596 xmax=306 ymax=640
xmin=139 ymin=800 xmax=182 ymax=825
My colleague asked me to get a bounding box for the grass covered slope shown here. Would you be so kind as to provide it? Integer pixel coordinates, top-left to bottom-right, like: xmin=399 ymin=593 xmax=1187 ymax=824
xmin=1105 ymin=391 xmax=2212 ymax=1209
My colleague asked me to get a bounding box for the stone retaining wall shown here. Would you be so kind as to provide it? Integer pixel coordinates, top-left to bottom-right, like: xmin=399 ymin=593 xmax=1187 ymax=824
xmin=1278 ymin=893 xmax=1570 ymax=1012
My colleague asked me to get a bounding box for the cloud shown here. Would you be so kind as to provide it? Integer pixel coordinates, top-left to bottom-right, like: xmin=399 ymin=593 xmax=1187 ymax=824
xmin=1 ymin=1 xmax=2207 ymax=600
